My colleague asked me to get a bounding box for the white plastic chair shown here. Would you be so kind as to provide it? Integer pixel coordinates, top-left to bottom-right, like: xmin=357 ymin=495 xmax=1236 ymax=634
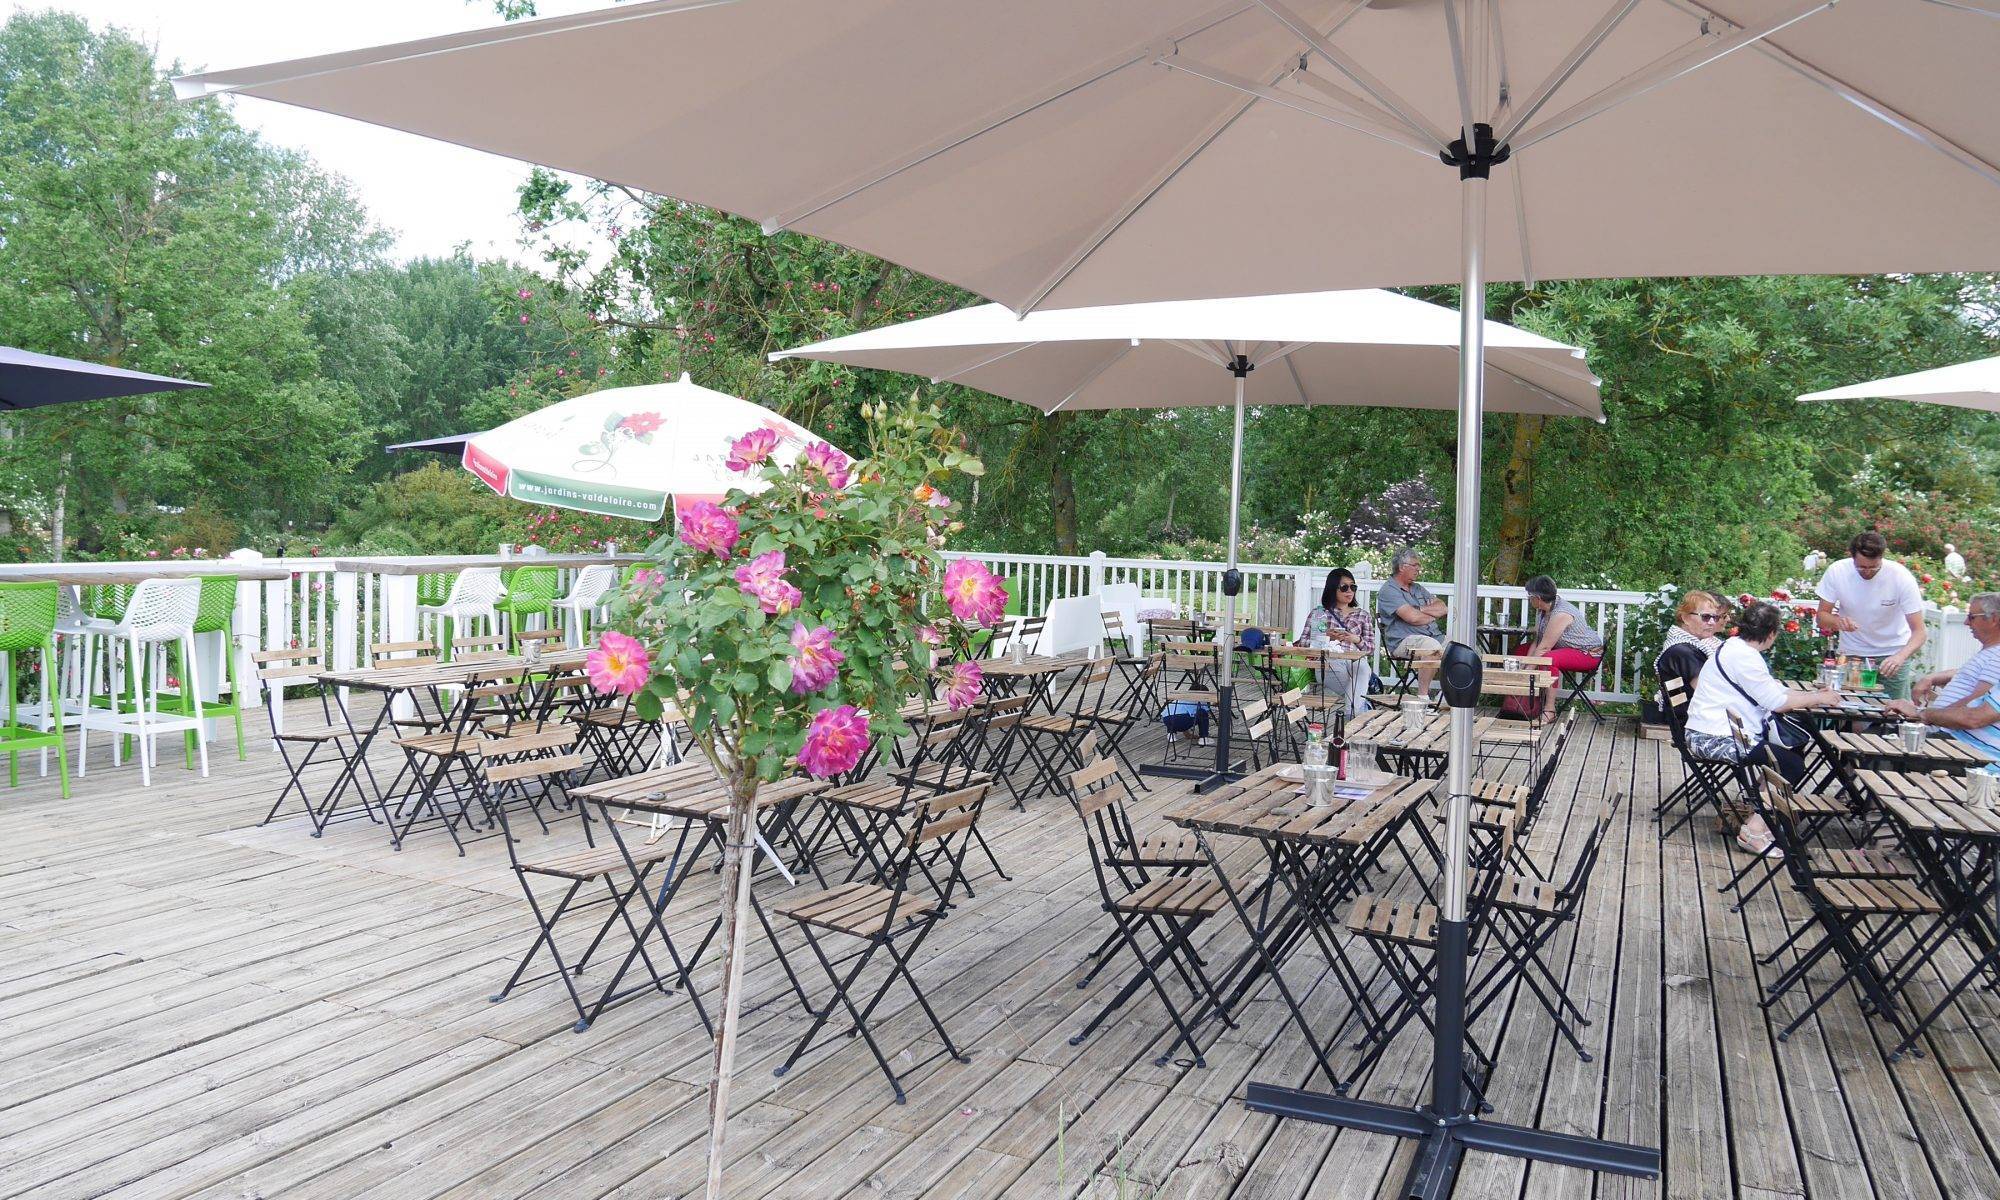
xmin=553 ymin=564 xmax=620 ymax=647
xmin=75 ymin=578 xmax=207 ymax=788
xmin=417 ymin=567 xmax=503 ymax=658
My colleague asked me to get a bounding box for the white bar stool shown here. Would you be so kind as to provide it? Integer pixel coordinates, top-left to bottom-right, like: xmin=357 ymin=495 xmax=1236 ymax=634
xmin=75 ymin=578 xmax=208 ymax=787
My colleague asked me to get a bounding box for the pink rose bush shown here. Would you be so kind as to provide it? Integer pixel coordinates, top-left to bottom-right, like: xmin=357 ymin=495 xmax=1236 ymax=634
xmin=597 ymin=397 xmax=981 ymax=790
xmin=798 ymin=705 xmax=870 ymax=778
xmin=804 ymin=441 xmax=852 ymax=490
xmin=734 ymin=550 xmax=803 ymax=615
xmin=679 ymin=501 xmax=740 ymax=558
xmin=943 ymin=660 xmax=984 ymax=710
xmin=586 ymin=630 xmax=652 ymax=697
xmin=726 ymin=427 xmax=779 ymax=472
xmin=787 ymin=623 xmax=845 ymax=695
xmin=943 ymin=558 xmax=1008 ymax=627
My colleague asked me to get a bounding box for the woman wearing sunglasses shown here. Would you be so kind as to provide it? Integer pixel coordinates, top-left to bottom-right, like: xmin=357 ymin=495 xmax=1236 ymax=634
xmin=1662 ymin=590 xmax=1727 ymax=661
xmin=1301 ymin=567 xmax=1374 ymax=714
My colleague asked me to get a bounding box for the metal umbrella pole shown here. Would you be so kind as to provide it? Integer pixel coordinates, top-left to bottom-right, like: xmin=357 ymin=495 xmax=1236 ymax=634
xmin=1243 ymin=15 xmax=1658 ymax=1195
xmin=1204 ymin=353 xmax=1253 ymax=789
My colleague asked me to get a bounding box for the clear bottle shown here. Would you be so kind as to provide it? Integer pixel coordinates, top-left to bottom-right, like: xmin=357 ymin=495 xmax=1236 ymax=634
xmin=1304 ymin=722 xmax=1327 ymax=769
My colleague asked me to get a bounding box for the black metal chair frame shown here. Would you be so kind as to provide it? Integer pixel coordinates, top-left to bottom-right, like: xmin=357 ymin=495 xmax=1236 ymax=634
xmin=768 ymin=783 xmax=990 ymax=1102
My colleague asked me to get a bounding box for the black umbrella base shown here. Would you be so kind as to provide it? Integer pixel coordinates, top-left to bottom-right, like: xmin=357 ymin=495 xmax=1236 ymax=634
xmin=1245 ymin=1083 xmax=1660 ymax=1200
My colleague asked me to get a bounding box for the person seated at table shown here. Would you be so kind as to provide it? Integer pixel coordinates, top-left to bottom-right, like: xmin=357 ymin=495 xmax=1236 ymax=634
xmin=1517 ymin=576 xmax=1606 ymax=721
xmin=1301 ymin=567 xmax=1374 ymax=714
xmin=1661 ymin=589 xmax=1725 ymax=663
xmin=1684 ymin=602 xmax=1841 ymax=858
xmin=1814 ymin=530 xmax=1926 ymax=700
xmin=1885 ymin=593 xmax=2000 ymax=746
xmin=1377 ymin=547 xmax=1447 ymax=696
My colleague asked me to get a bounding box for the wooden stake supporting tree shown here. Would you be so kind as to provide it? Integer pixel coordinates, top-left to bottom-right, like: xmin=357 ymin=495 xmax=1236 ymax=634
xmin=583 ymin=397 xmax=997 ymax=1198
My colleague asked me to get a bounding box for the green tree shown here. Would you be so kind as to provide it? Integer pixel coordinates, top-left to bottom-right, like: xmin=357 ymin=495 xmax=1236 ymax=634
xmin=0 ymin=10 xmax=386 ymax=555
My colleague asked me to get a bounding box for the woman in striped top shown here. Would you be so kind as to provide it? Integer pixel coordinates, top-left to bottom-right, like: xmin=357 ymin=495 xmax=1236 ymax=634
xmin=1522 ymin=575 xmax=1605 ymax=720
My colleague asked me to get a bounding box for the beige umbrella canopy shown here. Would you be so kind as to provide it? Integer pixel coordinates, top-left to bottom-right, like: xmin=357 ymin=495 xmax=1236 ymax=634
xmin=772 ymin=287 xmax=1602 ymax=417
xmin=175 ymin=0 xmax=2000 ymax=310
xmin=1800 ymin=353 xmax=2000 ymax=411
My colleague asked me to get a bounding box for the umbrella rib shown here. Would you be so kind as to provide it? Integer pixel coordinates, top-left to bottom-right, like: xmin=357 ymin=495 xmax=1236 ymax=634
xmin=1728 ymin=14 xmax=2000 ymax=191
xmin=1251 ymin=0 xmax=1453 ymax=150
xmin=1012 ymin=60 xmax=1272 ymax=316
xmin=927 ymin=340 xmax=1048 ymax=383
xmin=1493 ymin=0 xmax=1646 ymax=146
xmin=1167 ymin=56 xmax=1440 ymax=156
xmin=1487 ymin=359 xmax=1603 ymax=422
xmin=1513 ymin=0 xmax=1836 ymax=152
xmin=1252 ymin=341 xmax=1315 ymax=371
xmin=759 ymin=1 xmax=1256 ymax=234
xmin=1163 ymin=340 xmax=1231 ymax=368
xmin=1046 ymin=342 xmax=1138 ymax=414
xmin=1284 ymin=354 xmax=1313 ymax=406
xmin=174 ymin=0 xmax=748 ymax=98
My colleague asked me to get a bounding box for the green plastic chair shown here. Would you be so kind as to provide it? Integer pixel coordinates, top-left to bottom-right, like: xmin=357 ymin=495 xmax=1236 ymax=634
xmin=499 ymin=566 xmax=559 ymax=651
xmin=164 ymin=576 xmax=245 ymax=762
xmin=0 ymin=582 xmax=68 ymax=798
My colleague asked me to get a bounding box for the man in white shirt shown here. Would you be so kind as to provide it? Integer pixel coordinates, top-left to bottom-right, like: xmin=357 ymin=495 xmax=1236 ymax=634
xmin=1814 ymin=530 xmax=1927 ymax=701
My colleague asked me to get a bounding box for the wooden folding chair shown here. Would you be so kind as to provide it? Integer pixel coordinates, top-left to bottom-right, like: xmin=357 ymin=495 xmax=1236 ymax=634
xmin=768 ymin=783 xmax=991 ymax=1102
xmin=252 ymin=645 xmax=366 ymax=834
xmin=1066 ymin=759 xmax=1237 ymax=1067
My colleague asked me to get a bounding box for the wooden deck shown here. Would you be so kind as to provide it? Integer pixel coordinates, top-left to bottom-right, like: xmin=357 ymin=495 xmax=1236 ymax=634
xmin=4 ymin=710 xmax=2000 ymax=1199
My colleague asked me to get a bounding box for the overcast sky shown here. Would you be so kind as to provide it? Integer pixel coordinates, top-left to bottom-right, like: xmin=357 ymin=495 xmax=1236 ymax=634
xmin=4 ymin=0 xmax=607 ymax=263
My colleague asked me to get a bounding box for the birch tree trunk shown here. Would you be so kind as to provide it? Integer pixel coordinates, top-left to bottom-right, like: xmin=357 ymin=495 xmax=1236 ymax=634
xmin=51 ymin=450 xmax=71 ymax=563
xmin=703 ymin=774 xmax=760 ymax=1198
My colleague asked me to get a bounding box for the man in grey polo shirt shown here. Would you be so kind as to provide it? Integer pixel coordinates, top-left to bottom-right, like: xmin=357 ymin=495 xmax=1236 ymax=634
xmin=1377 ymin=546 xmax=1448 ymax=695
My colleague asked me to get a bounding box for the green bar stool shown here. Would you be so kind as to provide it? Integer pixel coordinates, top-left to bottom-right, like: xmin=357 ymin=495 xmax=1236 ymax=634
xmin=499 ymin=565 xmax=558 ymax=652
xmin=165 ymin=575 xmax=245 ymax=762
xmin=0 ymin=582 xmax=69 ymax=798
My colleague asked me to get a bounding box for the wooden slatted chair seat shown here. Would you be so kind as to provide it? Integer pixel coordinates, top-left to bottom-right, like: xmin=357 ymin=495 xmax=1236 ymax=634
xmin=276 ymin=723 xmax=353 ymax=745
xmin=1810 ymin=876 xmax=1941 ymax=916
xmin=577 ymin=706 xmax=649 ymax=729
xmin=1128 ymin=831 xmax=1207 ymax=868
xmin=517 ymin=837 xmax=681 ymax=882
xmin=394 ymin=729 xmax=481 ymax=757
xmin=773 ymin=880 xmax=937 ymax=938
xmin=895 ymin=762 xmax=992 ymax=789
xmin=1165 ymin=688 xmax=1218 ymax=706
xmin=1020 ymin=712 xmax=1085 ymax=736
xmin=1811 ymin=848 xmax=1915 ymax=880
xmin=1346 ymin=896 xmax=1439 ymax=947
xmin=1473 ymin=871 xmax=1562 ymax=916
xmin=1789 ymin=790 xmax=1850 ymax=818
xmin=821 ymin=778 xmax=912 ymax=814
xmin=1113 ymin=873 xmax=1238 ymax=918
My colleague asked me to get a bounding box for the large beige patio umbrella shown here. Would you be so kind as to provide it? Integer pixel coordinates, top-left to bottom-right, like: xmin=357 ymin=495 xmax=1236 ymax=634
xmin=775 ymin=287 xmax=1602 ymax=780
xmin=174 ymin=2 xmax=2000 ymax=1193
xmin=1800 ymin=354 xmax=2000 ymax=412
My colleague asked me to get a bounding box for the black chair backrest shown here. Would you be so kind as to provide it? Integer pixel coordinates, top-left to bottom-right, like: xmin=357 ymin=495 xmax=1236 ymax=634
xmin=1555 ymin=791 xmax=1625 ymax=908
xmin=1655 ymin=643 xmax=1709 ymax=745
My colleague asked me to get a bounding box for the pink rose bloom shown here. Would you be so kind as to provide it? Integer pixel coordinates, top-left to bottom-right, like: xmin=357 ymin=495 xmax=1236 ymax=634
xmin=943 ymin=558 xmax=1008 ymax=627
xmin=787 ymin=623 xmax=845 ymax=694
xmin=805 ymin=441 xmax=852 ymax=489
xmin=925 ymin=490 xmax=953 ymax=509
xmin=735 ymin=549 xmax=803 ymax=615
xmin=915 ymin=624 xmax=945 ymax=646
xmin=586 ymin=631 xmax=652 ymax=697
xmin=798 ymin=705 xmax=870 ymax=778
xmin=678 ymin=501 xmax=739 ymax=559
xmin=726 ymin=427 xmax=779 ymax=472
xmin=943 ymin=660 xmax=984 ymax=710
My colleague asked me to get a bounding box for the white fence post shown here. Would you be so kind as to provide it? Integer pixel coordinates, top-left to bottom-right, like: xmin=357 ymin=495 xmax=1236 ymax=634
xmin=1088 ymin=550 xmax=1106 ymax=596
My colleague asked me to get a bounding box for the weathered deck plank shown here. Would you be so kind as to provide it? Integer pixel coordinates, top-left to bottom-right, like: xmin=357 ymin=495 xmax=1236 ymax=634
xmin=0 ymin=712 xmax=1997 ymax=1197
